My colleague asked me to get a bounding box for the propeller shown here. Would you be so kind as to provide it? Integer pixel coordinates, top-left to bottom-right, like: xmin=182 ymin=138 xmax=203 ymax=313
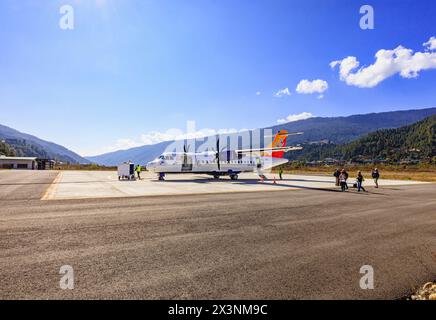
xmin=215 ymin=137 xmax=220 ymax=171
xmin=183 ymin=144 xmax=190 ymax=153
xmin=212 ymin=136 xmax=227 ymax=171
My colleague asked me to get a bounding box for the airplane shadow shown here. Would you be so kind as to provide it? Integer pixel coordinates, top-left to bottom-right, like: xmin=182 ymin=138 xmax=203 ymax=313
xmin=153 ymin=176 xmax=392 ymax=195
xmin=152 ymin=177 xmax=354 ymax=193
xmin=0 ymin=180 xmax=117 ymax=186
xmin=275 ymin=178 xmax=333 ymax=183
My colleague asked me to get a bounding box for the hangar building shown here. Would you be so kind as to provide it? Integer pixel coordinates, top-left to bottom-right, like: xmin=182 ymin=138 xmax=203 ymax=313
xmin=0 ymin=155 xmax=37 ymax=169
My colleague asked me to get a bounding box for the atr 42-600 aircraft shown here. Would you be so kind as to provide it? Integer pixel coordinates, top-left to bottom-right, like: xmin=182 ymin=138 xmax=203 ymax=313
xmin=146 ymin=130 xmax=303 ymax=180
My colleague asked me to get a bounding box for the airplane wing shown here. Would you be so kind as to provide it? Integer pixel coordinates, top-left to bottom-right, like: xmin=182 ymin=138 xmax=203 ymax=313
xmin=236 ymin=146 xmax=303 ymax=154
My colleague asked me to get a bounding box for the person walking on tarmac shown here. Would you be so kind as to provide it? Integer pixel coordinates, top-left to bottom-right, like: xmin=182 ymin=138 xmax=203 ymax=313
xmin=372 ymin=168 xmax=380 ymax=188
xmin=343 ymin=169 xmax=349 ymax=190
xmin=339 ymin=170 xmax=347 ymax=192
xmin=357 ymin=171 xmax=366 ymax=192
xmin=279 ymin=167 xmax=283 ymax=180
xmin=135 ymin=164 xmax=142 ymax=180
xmin=333 ymin=168 xmax=340 ymax=186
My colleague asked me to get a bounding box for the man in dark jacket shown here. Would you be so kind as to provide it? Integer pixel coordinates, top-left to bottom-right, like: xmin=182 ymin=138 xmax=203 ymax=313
xmin=343 ymin=169 xmax=349 ymax=190
xmin=333 ymin=169 xmax=340 ymax=186
xmin=357 ymin=171 xmax=366 ymax=192
xmin=279 ymin=167 xmax=283 ymax=180
xmin=372 ymin=168 xmax=380 ymax=188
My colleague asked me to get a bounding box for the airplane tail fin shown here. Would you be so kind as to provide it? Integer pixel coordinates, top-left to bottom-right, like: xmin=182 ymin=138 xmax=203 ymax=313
xmin=264 ymin=130 xmax=288 ymax=158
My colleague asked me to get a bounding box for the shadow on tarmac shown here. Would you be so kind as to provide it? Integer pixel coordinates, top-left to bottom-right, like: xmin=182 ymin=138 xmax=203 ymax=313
xmin=151 ymin=176 xmax=383 ymax=194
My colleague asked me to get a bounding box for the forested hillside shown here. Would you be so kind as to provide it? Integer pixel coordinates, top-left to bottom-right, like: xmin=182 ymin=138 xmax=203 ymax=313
xmin=87 ymin=108 xmax=436 ymax=165
xmin=0 ymin=140 xmax=16 ymax=156
xmin=285 ymin=115 xmax=436 ymax=163
xmin=0 ymin=124 xmax=89 ymax=163
xmin=3 ymin=139 xmax=50 ymax=159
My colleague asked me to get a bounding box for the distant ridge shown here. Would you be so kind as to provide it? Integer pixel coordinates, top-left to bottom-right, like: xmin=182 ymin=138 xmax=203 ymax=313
xmin=87 ymin=107 xmax=436 ymax=166
xmin=285 ymin=114 xmax=436 ymax=162
xmin=0 ymin=124 xmax=89 ymax=164
xmin=340 ymin=114 xmax=435 ymax=160
xmin=267 ymin=107 xmax=436 ymax=145
xmin=86 ymin=141 xmax=172 ymax=168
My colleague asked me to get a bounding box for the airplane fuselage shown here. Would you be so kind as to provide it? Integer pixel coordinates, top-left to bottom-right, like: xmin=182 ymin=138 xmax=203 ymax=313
xmin=147 ymin=152 xmax=288 ymax=177
xmin=146 ymin=130 xmax=300 ymax=180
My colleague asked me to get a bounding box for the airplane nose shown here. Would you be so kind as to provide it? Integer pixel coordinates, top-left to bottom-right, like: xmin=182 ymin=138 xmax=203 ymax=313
xmin=146 ymin=161 xmax=154 ymax=169
xmin=147 ymin=160 xmax=157 ymax=170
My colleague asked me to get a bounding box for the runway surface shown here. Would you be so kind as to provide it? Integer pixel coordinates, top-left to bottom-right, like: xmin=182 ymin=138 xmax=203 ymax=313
xmin=0 ymin=170 xmax=435 ymax=299
xmin=41 ymin=170 xmax=427 ymax=200
xmin=0 ymin=170 xmax=58 ymax=200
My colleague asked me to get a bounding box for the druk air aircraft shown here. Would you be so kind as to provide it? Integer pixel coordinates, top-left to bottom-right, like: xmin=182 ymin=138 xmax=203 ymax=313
xmin=146 ymin=130 xmax=303 ymax=180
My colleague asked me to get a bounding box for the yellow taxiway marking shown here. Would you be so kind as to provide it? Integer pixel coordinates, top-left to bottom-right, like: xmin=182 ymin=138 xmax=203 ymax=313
xmin=41 ymin=171 xmax=63 ymax=200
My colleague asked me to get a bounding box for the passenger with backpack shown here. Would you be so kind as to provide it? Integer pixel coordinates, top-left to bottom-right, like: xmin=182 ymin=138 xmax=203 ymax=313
xmin=372 ymin=168 xmax=380 ymax=188
xmin=339 ymin=170 xmax=347 ymax=192
xmin=343 ymin=169 xmax=349 ymax=190
xmin=357 ymin=171 xmax=366 ymax=192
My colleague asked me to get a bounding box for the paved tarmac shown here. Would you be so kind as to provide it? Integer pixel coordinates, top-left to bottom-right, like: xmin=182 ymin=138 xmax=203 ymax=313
xmin=0 ymin=170 xmax=435 ymax=299
xmin=41 ymin=170 xmax=428 ymax=200
xmin=0 ymin=170 xmax=58 ymax=200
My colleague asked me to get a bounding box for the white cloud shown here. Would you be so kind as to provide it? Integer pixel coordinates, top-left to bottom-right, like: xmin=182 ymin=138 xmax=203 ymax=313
xmin=255 ymin=91 xmax=261 ymax=96
xmin=274 ymin=87 xmax=291 ymax=97
xmin=296 ymin=79 xmax=328 ymax=94
xmin=424 ymin=36 xmax=436 ymax=50
xmin=277 ymin=112 xmax=313 ymax=124
xmin=330 ymin=36 xmax=436 ymax=88
xmin=330 ymin=57 xmax=359 ymax=78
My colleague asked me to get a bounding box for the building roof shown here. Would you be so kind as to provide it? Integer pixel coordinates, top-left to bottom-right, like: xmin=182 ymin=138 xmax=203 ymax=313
xmin=0 ymin=155 xmax=37 ymax=161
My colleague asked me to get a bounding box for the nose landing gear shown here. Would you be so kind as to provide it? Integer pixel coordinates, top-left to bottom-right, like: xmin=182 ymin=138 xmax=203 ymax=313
xmin=158 ymin=172 xmax=165 ymax=181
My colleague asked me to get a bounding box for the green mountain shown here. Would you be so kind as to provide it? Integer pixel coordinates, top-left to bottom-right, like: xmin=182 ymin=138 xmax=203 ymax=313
xmin=268 ymin=107 xmax=436 ymax=145
xmin=87 ymin=107 xmax=436 ymax=166
xmin=285 ymin=115 xmax=436 ymax=163
xmin=2 ymin=139 xmax=51 ymax=159
xmin=0 ymin=124 xmax=89 ymax=163
xmin=0 ymin=140 xmax=16 ymax=156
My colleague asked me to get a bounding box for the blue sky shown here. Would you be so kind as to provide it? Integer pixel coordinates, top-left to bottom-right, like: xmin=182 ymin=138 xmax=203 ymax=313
xmin=0 ymin=0 xmax=435 ymax=156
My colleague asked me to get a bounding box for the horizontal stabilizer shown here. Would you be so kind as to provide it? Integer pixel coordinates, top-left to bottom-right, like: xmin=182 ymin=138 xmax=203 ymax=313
xmin=237 ymin=146 xmax=303 ymax=154
xmin=264 ymin=132 xmax=304 ymax=138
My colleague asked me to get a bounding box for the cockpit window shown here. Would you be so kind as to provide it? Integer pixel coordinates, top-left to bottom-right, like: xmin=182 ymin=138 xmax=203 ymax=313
xmin=158 ymin=155 xmax=165 ymax=160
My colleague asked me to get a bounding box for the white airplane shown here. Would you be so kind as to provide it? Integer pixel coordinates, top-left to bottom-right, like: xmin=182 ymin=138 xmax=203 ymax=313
xmin=146 ymin=130 xmax=303 ymax=180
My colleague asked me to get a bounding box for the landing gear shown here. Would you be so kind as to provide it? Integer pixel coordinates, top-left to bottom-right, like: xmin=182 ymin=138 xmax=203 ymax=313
xmin=230 ymin=174 xmax=238 ymax=180
xmin=213 ymin=174 xmax=220 ymax=179
xmin=158 ymin=172 xmax=165 ymax=181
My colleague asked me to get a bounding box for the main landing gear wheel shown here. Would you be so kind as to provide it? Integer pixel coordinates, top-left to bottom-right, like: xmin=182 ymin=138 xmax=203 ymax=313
xmin=213 ymin=175 xmax=220 ymax=179
xmin=230 ymin=174 xmax=238 ymax=180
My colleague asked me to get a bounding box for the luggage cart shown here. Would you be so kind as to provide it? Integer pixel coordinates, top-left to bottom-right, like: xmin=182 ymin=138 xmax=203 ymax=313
xmin=117 ymin=162 xmax=136 ymax=180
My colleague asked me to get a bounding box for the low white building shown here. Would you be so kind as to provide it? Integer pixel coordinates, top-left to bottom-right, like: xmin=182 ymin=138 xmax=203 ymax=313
xmin=0 ymin=155 xmax=37 ymax=169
